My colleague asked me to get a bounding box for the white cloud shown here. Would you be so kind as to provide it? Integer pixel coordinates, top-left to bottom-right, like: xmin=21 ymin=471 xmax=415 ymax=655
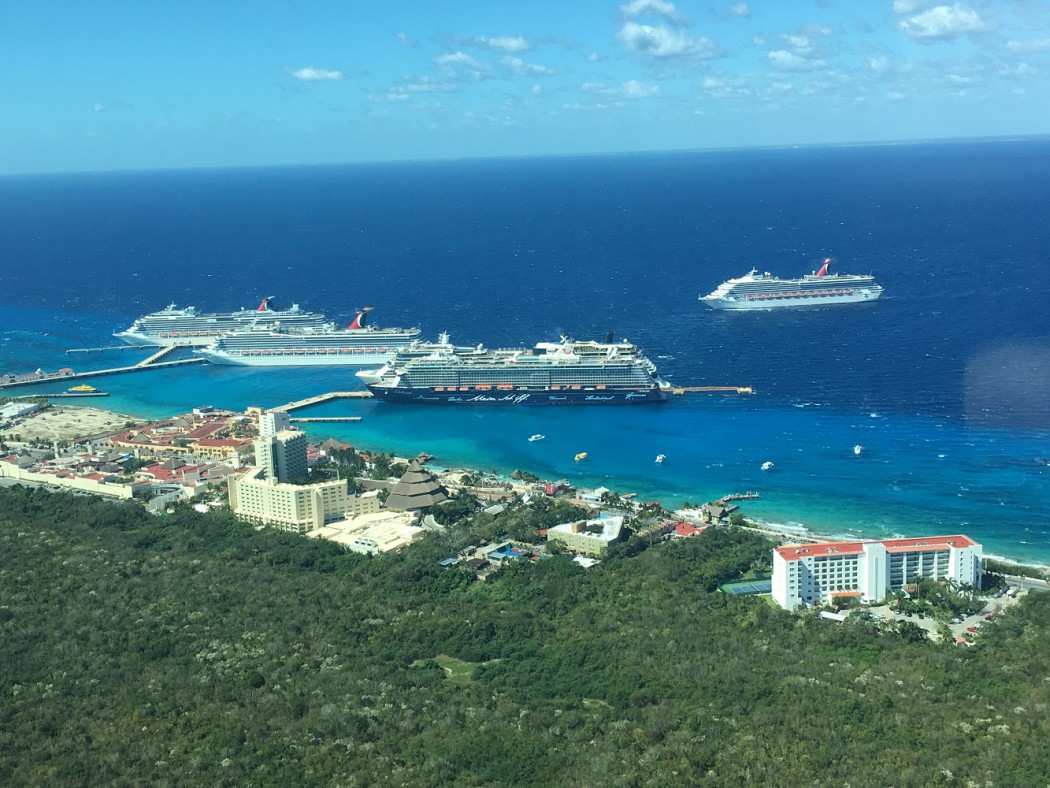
xmin=93 ymin=102 xmax=105 ymax=112
xmin=621 ymin=0 xmax=689 ymax=26
xmin=999 ymin=62 xmax=1036 ymax=77
xmin=583 ymin=79 xmax=661 ymax=98
xmin=620 ymin=79 xmax=662 ymax=98
xmin=503 ymin=56 xmax=556 ymax=76
xmin=617 ymin=22 xmax=720 ymax=59
xmin=1006 ymin=38 xmax=1050 ymax=54
xmin=768 ymin=50 xmax=826 ymax=71
xmin=433 ymin=51 xmax=489 ymax=79
xmin=457 ymin=35 xmax=532 ymax=53
xmin=395 ymin=32 xmax=420 ymax=49
xmin=288 ymin=67 xmax=344 ymax=82
xmin=729 ymin=4 xmax=750 ymax=18
xmin=896 ymin=5 xmax=990 ymax=41
xmin=371 ymin=76 xmax=457 ymax=103
xmin=869 ymin=56 xmax=891 ymax=73
xmin=948 ymin=73 xmax=972 ymax=84
xmin=586 ymin=52 xmax=603 ymax=62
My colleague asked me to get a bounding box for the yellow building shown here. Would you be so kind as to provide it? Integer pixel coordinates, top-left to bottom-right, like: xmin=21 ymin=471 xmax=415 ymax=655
xmin=546 ymin=516 xmax=624 ymax=557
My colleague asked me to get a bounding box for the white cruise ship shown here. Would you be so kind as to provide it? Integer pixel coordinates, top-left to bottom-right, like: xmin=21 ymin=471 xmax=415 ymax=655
xmin=195 ymin=308 xmax=422 ymax=366
xmin=700 ymin=259 xmax=883 ymax=310
xmin=115 ymin=297 xmax=327 ymax=346
xmin=358 ymin=335 xmax=672 ymax=404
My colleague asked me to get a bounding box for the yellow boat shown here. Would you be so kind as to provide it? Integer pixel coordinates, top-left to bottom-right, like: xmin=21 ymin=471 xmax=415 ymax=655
xmin=574 ymin=452 xmax=588 ymax=462
xmin=67 ymin=384 xmax=97 ymax=393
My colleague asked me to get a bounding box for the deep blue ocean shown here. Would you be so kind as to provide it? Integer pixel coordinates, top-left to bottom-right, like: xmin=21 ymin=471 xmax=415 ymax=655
xmin=2 ymin=139 xmax=1049 ymax=563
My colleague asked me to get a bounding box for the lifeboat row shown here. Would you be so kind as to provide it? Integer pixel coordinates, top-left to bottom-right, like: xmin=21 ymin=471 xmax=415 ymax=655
xmin=745 ymin=289 xmax=854 ymax=301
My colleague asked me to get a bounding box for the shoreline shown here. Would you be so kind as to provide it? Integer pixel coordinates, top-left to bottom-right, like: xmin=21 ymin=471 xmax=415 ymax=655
xmin=3 ymin=401 xmax=1046 ymax=571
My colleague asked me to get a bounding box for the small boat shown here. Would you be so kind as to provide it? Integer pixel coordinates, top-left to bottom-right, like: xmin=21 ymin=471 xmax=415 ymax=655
xmin=67 ymin=384 xmax=97 ymax=393
xmin=655 ymin=454 xmax=666 ymax=463
xmin=574 ymin=452 xmax=588 ymax=462
xmin=761 ymin=461 xmax=774 ymax=471
xmin=853 ymin=444 xmax=863 ymax=455
xmin=528 ymin=434 xmax=545 ymax=442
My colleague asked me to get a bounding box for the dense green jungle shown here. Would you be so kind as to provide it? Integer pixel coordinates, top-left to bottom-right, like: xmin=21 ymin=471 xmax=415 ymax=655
xmin=1 ymin=486 xmax=1049 ymax=786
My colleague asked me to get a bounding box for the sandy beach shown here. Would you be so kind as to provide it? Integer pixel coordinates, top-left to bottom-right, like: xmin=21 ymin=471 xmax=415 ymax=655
xmin=0 ymin=406 xmax=135 ymax=445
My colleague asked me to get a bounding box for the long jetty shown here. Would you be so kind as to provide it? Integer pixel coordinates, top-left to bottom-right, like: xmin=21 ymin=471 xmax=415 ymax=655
xmin=270 ymin=391 xmax=374 ymax=413
xmin=290 ymin=416 xmax=363 ymax=423
xmin=0 ymin=357 xmax=205 ymax=390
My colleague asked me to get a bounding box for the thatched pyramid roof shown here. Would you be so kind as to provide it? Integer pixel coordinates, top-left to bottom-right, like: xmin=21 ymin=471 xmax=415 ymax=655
xmin=385 ymin=459 xmax=448 ymax=512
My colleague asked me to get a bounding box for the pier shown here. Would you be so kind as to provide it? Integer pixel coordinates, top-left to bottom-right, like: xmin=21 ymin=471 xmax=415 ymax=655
xmin=67 ymin=345 xmax=148 ymax=353
xmin=270 ymin=391 xmax=373 ymax=413
xmin=672 ymin=386 xmax=753 ymax=395
xmin=135 ymin=345 xmax=183 ymax=367
xmin=0 ymin=357 xmax=205 ymax=390
xmin=290 ymin=416 xmax=363 ymax=423
xmin=720 ymin=492 xmax=760 ymax=502
xmin=8 ymin=392 xmax=111 ymax=399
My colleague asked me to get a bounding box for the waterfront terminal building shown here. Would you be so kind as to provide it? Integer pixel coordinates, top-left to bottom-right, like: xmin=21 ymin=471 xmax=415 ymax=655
xmin=772 ymin=535 xmax=982 ymax=610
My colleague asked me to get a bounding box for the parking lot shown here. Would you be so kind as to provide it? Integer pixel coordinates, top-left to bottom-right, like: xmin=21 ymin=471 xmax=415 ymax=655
xmin=867 ymin=586 xmax=1031 ymax=642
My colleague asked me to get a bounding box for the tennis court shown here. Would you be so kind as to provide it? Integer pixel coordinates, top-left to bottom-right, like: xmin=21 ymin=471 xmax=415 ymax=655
xmin=720 ymin=579 xmax=773 ymax=595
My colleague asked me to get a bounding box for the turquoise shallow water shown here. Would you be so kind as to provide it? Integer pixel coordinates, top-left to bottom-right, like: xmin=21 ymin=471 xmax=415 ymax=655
xmin=3 ymin=305 xmax=1048 ymax=565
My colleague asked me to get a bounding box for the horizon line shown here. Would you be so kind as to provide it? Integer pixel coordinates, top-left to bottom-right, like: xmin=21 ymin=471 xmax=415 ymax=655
xmin=3 ymin=132 xmax=1049 ymax=179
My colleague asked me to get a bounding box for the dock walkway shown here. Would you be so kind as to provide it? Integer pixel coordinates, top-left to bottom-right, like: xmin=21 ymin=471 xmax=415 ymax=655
xmin=270 ymin=391 xmax=373 ymax=413
xmin=0 ymin=357 xmax=205 ymax=390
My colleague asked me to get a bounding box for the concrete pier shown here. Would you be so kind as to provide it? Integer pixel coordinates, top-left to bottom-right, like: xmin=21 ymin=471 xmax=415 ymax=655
xmin=270 ymin=391 xmax=373 ymax=412
xmin=0 ymin=357 xmax=205 ymax=390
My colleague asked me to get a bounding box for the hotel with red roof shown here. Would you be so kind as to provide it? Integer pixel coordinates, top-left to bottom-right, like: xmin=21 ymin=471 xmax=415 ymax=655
xmin=772 ymin=534 xmax=982 ymax=610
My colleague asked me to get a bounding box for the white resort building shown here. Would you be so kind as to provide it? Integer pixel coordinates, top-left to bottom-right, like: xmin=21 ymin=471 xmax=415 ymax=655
xmin=228 ymin=467 xmax=380 ymax=533
xmin=771 ymin=534 xmax=982 ymax=610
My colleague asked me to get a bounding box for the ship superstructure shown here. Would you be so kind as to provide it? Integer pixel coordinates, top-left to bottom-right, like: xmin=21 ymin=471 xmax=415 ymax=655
xmin=115 ymin=297 xmax=327 ymax=346
xmin=195 ymin=308 xmax=422 ymax=366
xmin=700 ymin=259 xmax=883 ymax=310
xmin=359 ymin=336 xmax=672 ymax=404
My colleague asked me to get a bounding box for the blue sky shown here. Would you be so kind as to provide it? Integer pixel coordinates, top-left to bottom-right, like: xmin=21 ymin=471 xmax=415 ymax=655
xmin=3 ymin=0 xmax=1050 ymax=173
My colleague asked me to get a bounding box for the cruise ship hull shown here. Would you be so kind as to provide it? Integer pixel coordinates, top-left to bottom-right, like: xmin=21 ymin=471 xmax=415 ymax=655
xmin=367 ymin=386 xmax=668 ymax=404
xmin=702 ymin=289 xmax=882 ymax=310
xmin=197 ymin=348 xmax=401 ymax=366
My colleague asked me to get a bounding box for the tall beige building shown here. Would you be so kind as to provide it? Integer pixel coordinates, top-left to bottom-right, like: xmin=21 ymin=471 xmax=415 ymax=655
xmin=255 ymin=429 xmax=308 ymax=483
xmin=228 ymin=468 xmax=379 ymax=533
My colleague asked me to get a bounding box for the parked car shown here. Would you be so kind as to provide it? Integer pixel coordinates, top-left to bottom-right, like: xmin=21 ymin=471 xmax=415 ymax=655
xmin=967 ymin=626 xmax=979 ymax=633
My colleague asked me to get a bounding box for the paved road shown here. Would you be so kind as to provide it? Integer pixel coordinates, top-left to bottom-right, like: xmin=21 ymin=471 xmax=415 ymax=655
xmin=1003 ymin=574 xmax=1050 ymax=593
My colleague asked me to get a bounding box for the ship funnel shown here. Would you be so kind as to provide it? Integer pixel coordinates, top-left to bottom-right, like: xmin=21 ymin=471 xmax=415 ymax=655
xmin=604 ymin=331 xmax=614 ymax=344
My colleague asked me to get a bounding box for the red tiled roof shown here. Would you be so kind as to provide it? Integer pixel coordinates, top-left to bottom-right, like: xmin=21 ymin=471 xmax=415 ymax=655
xmin=881 ymin=535 xmax=977 ymax=552
xmin=674 ymin=523 xmax=708 ymax=538
xmin=776 ymin=534 xmax=978 ymax=562
xmin=775 ymin=542 xmax=868 ymax=561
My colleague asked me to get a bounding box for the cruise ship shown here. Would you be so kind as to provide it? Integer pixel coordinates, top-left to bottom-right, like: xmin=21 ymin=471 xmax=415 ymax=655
xmin=115 ymin=297 xmax=328 ymax=346
xmin=699 ymin=259 xmax=883 ymax=310
xmin=195 ymin=308 xmax=422 ymax=366
xmin=358 ymin=336 xmax=672 ymax=404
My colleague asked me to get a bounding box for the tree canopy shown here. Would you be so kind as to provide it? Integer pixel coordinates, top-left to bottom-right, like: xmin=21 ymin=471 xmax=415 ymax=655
xmin=1 ymin=485 xmax=1049 ymax=785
